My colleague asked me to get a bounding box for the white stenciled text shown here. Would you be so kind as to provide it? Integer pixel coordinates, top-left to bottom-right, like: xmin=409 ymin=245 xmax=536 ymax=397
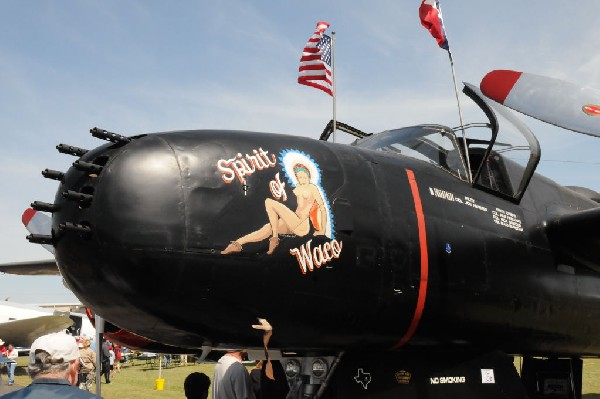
xmin=430 ymin=376 xmax=466 ymax=384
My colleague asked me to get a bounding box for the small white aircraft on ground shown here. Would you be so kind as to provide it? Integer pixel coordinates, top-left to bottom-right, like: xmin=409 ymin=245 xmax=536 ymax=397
xmin=0 ymin=301 xmax=74 ymax=349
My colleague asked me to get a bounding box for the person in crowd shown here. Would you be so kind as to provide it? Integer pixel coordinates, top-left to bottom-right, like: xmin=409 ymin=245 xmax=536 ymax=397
xmin=0 ymin=338 xmax=6 ymax=381
xmin=5 ymin=344 xmax=19 ymax=386
xmin=78 ymin=339 xmax=96 ymax=390
xmin=101 ymin=339 xmax=111 ymax=384
xmin=113 ymin=345 xmax=122 ymax=373
xmin=258 ymin=360 xmax=290 ymax=399
xmin=250 ymin=360 xmax=263 ymax=399
xmin=184 ymin=372 xmax=211 ymax=399
xmin=251 ymin=319 xmax=289 ymax=399
xmin=212 ymin=351 xmax=254 ymax=399
xmin=108 ymin=345 xmax=115 ymax=378
xmin=0 ymin=332 xmax=101 ymax=398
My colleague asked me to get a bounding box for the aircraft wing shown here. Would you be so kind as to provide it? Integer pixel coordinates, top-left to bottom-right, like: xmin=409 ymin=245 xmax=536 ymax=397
xmin=0 ymin=315 xmax=73 ymax=347
xmin=546 ymin=207 xmax=600 ymax=271
xmin=0 ymin=259 xmax=59 ymax=276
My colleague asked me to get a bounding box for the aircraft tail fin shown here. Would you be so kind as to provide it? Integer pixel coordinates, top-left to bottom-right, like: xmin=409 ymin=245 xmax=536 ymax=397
xmin=0 ymin=208 xmax=59 ymax=276
xmin=23 ymin=207 xmax=55 ymax=254
xmin=480 ymin=70 xmax=600 ymax=137
xmin=546 ymin=207 xmax=600 ymax=272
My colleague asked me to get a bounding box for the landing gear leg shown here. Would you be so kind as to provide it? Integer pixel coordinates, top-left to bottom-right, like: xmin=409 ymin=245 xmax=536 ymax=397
xmin=520 ymin=357 xmax=583 ymax=399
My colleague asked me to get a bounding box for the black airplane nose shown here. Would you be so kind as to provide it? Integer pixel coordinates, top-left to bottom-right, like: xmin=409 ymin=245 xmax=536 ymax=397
xmin=48 ymin=130 xmax=263 ymax=347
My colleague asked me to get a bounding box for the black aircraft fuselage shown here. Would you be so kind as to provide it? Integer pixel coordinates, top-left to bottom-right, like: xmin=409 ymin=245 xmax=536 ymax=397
xmin=42 ymin=86 xmax=600 ymax=362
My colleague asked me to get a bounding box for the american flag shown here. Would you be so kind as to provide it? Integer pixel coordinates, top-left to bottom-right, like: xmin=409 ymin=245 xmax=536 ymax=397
xmin=298 ymin=21 xmax=333 ymax=96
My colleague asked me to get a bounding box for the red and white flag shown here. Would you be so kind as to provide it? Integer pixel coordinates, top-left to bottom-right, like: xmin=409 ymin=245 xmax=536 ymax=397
xmin=419 ymin=0 xmax=449 ymax=50
xmin=298 ymin=21 xmax=333 ymax=96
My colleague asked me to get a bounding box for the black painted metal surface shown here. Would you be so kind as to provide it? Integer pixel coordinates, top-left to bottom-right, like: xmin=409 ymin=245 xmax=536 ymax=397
xmin=47 ymin=127 xmax=600 ymax=356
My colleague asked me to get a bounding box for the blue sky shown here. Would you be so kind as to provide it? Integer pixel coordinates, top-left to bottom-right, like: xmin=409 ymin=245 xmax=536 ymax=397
xmin=1 ymin=1 xmax=599 ymax=304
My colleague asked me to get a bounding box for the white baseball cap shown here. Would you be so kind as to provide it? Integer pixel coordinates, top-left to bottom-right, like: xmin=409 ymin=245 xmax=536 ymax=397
xmin=29 ymin=333 xmax=80 ymax=365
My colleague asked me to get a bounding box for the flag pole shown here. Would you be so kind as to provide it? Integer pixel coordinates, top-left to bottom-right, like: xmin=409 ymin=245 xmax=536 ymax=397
xmin=332 ymin=31 xmax=337 ymax=143
xmin=432 ymin=0 xmax=472 ymax=182
xmin=446 ymin=48 xmax=472 ymax=182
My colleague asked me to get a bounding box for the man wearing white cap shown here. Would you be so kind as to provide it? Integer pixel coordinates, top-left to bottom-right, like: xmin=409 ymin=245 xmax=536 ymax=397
xmin=1 ymin=332 xmax=101 ymax=398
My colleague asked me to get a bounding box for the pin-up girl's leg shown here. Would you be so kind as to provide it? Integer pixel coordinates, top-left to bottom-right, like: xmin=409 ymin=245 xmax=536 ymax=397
xmin=221 ymin=223 xmax=271 ymax=254
xmin=222 ymin=198 xmax=309 ymax=255
xmin=264 ymin=198 xmax=311 ymax=254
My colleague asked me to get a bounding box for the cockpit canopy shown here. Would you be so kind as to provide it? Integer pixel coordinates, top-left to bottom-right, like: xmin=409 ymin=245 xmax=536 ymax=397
xmin=354 ymin=124 xmax=469 ymax=180
xmin=353 ymin=84 xmax=540 ymax=202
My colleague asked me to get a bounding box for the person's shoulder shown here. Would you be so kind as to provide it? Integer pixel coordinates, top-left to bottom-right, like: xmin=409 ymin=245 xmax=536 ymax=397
xmin=80 ymin=391 xmax=102 ymax=398
xmin=0 ymin=391 xmax=20 ymax=399
xmin=57 ymin=385 xmax=102 ymax=398
xmin=68 ymin=391 xmax=102 ymax=399
xmin=228 ymin=360 xmax=249 ymax=375
xmin=218 ymin=354 xmax=237 ymax=364
xmin=0 ymin=383 xmax=100 ymax=399
xmin=63 ymin=390 xmax=102 ymax=399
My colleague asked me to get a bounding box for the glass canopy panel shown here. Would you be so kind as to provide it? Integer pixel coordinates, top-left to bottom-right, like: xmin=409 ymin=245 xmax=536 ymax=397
xmin=354 ymin=125 xmax=469 ymax=181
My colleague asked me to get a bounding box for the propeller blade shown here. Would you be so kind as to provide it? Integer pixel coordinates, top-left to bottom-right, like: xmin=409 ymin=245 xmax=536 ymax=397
xmin=480 ymin=70 xmax=600 ymax=137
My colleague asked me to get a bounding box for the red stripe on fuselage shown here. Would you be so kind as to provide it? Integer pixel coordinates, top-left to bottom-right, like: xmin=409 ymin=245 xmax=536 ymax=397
xmin=391 ymin=169 xmax=429 ymax=350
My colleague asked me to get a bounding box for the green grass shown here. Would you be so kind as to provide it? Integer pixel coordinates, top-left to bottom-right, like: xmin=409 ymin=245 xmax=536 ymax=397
xmin=8 ymin=356 xmax=600 ymax=398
